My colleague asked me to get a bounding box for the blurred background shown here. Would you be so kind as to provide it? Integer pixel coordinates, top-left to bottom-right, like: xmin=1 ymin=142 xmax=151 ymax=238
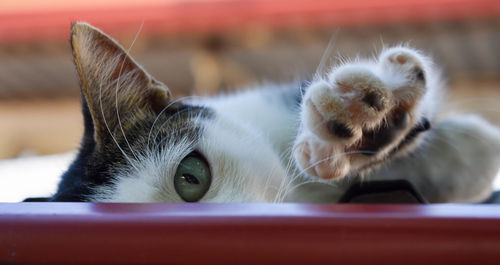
xmin=1 ymin=0 xmax=500 ymax=201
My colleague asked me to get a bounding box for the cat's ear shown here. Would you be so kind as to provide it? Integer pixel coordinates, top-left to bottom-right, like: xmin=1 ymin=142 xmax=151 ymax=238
xmin=71 ymin=22 xmax=170 ymax=145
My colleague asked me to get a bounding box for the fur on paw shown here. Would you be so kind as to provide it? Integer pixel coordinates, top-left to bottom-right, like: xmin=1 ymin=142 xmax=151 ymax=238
xmin=295 ymin=47 xmax=433 ymax=180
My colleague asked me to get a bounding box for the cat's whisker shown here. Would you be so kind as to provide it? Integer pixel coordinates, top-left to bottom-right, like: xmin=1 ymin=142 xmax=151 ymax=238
xmin=277 ymin=149 xmax=378 ymax=202
xmin=281 ymin=179 xmax=337 ymax=203
xmin=98 ymin=79 xmax=140 ymax=172
xmin=277 ymin=157 xmax=299 ymax=202
xmin=260 ymin=164 xmax=277 ymax=202
xmin=279 ymin=161 xmax=297 ymax=201
xmin=313 ymin=31 xmax=338 ymax=81
xmin=274 ymin=155 xmax=297 ymax=203
xmin=156 ymin=126 xmax=197 ymax=150
xmin=155 ymin=111 xmax=204 ymax=150
xmin=152 ymin=107 xmax=199 ymax=145
xmin=371 ymin=38 xmax=383 ymax=62
xmin=147 ymin=95 xmax=203 ymax=147
xmin=114 ymin=22 xmax=144 ymax=160
xmin=274 ymin=145 xmax=305 ymax=202
xmin=291 ymin=150 xmax=377 ymax=183
xmin=278 ymin=146 xmax=304 ymax=202
xmin=275 ymin=144 xmax=315 ymax=203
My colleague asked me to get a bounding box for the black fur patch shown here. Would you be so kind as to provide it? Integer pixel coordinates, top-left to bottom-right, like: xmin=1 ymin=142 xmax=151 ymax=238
xmin=51 ymin=101 xmax=211 ymax=202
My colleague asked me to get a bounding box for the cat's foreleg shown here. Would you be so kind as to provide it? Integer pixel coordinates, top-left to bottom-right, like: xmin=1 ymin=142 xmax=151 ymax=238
xmin=368 ymin=114 xmax=500 ymax=203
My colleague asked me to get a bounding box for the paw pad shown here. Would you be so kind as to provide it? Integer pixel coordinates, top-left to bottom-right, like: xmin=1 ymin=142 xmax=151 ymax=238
xmin=327 ymin=121 xmax=354 ymax=138
xmin=362 ymin=91 xmax=385 ymax=111
xmin=395 ymin=54 xmax=408 ymax=64
xmin=295 ymin=46 xmax=432 ymax=181
xmin=414 ymin=67 xmax=425 ymax=82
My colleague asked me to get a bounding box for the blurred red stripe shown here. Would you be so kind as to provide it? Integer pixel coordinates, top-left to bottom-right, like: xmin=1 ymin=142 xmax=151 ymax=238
xmin=0 ymin=0 xmax=499 ymax=43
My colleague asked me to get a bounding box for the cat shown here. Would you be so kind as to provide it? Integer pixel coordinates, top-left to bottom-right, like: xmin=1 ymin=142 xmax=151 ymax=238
xmin=51 ymin=22 xmax=500 ymax=203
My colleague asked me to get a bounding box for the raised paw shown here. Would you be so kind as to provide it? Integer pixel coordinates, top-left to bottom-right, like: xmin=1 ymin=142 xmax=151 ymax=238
xmin=378 ymin=47 xmax=428 ymax=108
xmin=294 ymin=47 xmax=435 ymax=180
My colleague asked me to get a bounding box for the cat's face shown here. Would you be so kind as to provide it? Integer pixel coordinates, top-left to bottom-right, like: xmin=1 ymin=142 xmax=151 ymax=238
xmin=92 ymin=107 xmax=289 ymax=203
xmin=63 ymin=23 xmax=288 ymax=202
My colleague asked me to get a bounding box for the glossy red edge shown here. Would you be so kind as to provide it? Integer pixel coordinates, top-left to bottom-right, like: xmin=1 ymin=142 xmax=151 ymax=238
xmin=1 ymin=203 xmax=500 ymax=264
xmin=1 ymin=0 xmax=499 ymax=44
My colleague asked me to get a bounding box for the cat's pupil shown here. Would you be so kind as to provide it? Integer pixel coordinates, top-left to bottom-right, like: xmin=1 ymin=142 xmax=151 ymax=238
xmin=182 ymin=174 xmax=200 ymax=185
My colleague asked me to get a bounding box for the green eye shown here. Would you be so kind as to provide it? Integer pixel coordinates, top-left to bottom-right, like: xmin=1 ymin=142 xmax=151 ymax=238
xmin=173 ymin=152 xmax=211 ymax=202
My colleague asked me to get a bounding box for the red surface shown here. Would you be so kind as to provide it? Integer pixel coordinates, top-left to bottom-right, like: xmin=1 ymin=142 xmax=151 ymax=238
xmin=1 ymin=0 xmax=499 ymax=44
xmin=1 ymin=203 xmax=500 ymax=264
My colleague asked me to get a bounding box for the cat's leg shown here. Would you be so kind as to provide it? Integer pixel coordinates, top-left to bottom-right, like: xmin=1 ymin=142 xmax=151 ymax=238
xmin=294 ymin=47 xmax=436 ymax=180
xmin=368 ymin=114 xmax=500 ymax=203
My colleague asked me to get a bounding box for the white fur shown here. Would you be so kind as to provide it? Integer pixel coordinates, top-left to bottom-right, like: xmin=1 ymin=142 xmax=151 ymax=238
xmin=370 ymin=114 xmax=500 ymax=202
xmin=94 ymin=46 xmax=500 ymax=203
xmin=91 ymin=89 xmax=295 ymax=202
xmin=91 ymin=138 xmax=198 ymax=202
xmin=194 ymin=86 xmax=299 ymax=202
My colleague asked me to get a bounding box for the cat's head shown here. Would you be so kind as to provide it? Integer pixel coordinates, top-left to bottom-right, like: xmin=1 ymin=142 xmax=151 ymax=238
xmin=52 ymin=22 xmax=287 ymax=202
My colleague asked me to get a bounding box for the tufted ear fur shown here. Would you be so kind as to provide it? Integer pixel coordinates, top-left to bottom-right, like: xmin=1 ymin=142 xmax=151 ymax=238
xmin=71 ymin=22 xmax=170 ymax=146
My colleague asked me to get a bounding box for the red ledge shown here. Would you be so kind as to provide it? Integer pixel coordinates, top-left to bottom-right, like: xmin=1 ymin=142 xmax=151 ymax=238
xmin=1 ymin=0 xmax=500 ymax=44
xmin=1 ymin=203 xmax=500 ymax=264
